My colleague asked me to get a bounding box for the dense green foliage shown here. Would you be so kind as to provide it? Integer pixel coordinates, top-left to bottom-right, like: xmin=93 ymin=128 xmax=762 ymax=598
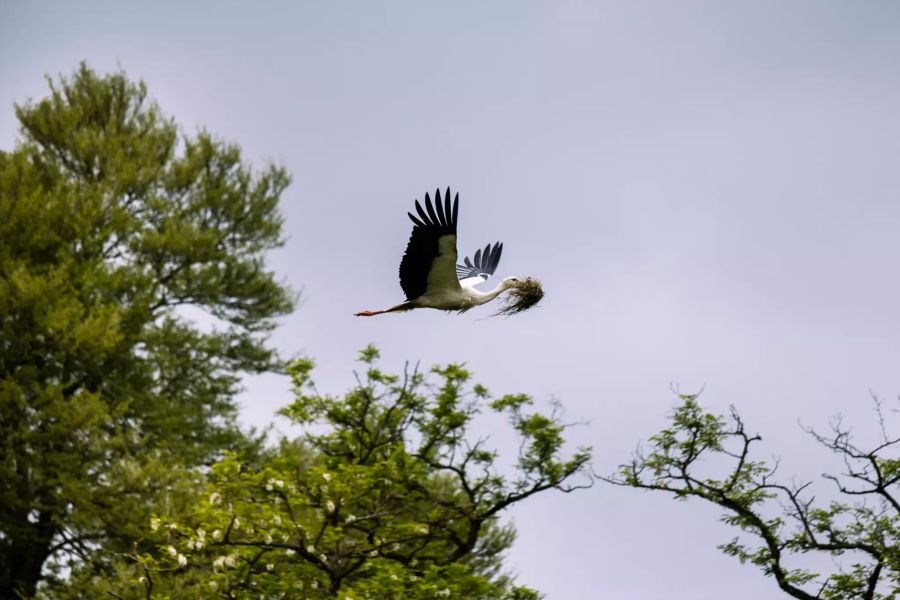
xmin=53 ymin=346 xmax=591 ymax=599
xmin=0 ymin=64 xmax=294 ymax=597
xmin=610 ymin=396 xmax=900 ymax=599
xmin=1 ymin=64 xmax=593 ymax=599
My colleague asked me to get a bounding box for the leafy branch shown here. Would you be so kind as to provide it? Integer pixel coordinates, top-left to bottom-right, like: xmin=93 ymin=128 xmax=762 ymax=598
xmin=606 ymin=395 xmax=900 ymax=600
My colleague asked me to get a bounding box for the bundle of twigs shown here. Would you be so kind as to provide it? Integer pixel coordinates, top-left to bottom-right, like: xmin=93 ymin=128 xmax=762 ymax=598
xmin=493 ymin=277 xmax=544 ymax=316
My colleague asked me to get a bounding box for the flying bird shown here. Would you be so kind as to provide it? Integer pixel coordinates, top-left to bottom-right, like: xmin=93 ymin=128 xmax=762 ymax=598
xmin=355 ymin=187 xmax=533 ymax=316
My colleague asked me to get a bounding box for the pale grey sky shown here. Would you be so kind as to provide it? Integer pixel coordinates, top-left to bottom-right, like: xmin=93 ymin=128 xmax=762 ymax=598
xmin=3 ymin=1 xmax=900 ymax=598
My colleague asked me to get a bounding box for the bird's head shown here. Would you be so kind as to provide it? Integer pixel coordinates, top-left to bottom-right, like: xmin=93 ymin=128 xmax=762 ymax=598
xmin=501 ymin=276 xmax=524 ymax=290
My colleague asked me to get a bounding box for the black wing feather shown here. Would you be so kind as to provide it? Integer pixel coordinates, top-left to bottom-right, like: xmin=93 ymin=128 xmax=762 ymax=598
xmin=452 ymin=193 xmax=459 ymax=228
xmin=408 ymin=212 xmax=426 ymax=228
xmin=490 ymin=242 xmax=503 ymax=272
xmin=414 ymin=199 xmax=428 ymax=224
xmin=434 ymin=188 xmax=448 ymax=227
xmin=425 ymin=193 xmax=441 ymax=227
xmin=442 ymin=188 xmax=453 ymax=227
xmin=399 ymin=188 xmax=459 ymax=300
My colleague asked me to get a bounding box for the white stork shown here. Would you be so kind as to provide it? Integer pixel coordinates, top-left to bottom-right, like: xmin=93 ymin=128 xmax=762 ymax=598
xmin=355 ymin=187 xmax=524 ymax=316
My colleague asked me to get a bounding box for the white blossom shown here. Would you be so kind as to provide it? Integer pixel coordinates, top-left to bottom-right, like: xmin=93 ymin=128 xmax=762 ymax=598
xmin=266 ymin=483 xmax=273 ymax=491
xmin=275 ymin=479 xmax=284 ymax=488
xmin=209 ymin=492 xmax=222 ymax=505
xmin=209 ymin=581 xmax=218 ymax=591
xmin=436 ymin=589 xmax=451 ymax=598
xmin=344 ymin=514 xmax=356 ymax=524
xmin=266 ymin=563 xmax=274 ymax=572
xmin=233 ymin=517 xmax=241 ymax=530
xmin=166 ymin=546 xmax=177 ymax=556
xmin=212 ymin=529 xmax=223 ymax=541
xmin=150 ymin=517 xmax=161 ymax=532
xmin=310 ymin=581 xmax=318 ymax=589
xmin=325 ymin=500 xmax=336 ymax=513
xmin=272 ymin=515 xmax=282 ymax=525
xmin=224 ymin=554 xmax=238 ymax=568
xmin=322 ymin=472 xmax=331 ymax=481
xmin=177 ymin=554 xmax=187 ymax=567
xmin=285 ymin=549 xmax=296 ymax=556
xmin=213 ymin=556 xmax=226 ymax=569
xmin=265 ymin=533 xmax=273 ymax=544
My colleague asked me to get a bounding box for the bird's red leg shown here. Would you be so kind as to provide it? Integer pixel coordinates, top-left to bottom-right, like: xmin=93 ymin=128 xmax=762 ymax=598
xmin=355 ymin=301 xmax=412 ymax=317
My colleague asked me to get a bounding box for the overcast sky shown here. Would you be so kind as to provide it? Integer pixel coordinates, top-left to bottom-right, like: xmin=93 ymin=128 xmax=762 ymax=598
xmin=3 ymin=1 xmax=900 ymax=597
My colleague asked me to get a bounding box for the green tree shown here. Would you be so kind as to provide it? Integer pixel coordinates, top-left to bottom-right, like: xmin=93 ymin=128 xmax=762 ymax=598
xmin=608 ymin=395 xmax=900 ymax=600
xmin=0 ymin=63 xmax=294 ymax=597
xmin=59 ymin=347 xmax=592 ymax=599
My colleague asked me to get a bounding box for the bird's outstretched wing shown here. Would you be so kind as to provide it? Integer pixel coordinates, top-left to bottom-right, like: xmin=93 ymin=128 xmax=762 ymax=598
xmin=399 ymin=188 xmax=461 ymax=301
xmin=456 ymin=242 xmax=503 ymax=283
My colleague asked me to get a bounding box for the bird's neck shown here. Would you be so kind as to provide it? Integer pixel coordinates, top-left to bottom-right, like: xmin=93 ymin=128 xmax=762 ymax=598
xmin=469 ymin=282 xmax=508 ymax=305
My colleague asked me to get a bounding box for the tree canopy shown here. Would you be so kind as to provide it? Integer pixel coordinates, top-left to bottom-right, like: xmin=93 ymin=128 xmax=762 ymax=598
xmin=609 ymin=395 xmax=900 ymax=600
xmin=52 ymin=346 xmax=592 ymax=599
xmin=0 ymin=63 xmax=294 ymax=597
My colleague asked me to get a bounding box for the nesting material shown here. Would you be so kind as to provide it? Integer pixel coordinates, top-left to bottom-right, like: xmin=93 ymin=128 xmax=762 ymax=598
xmin=494 ymin=277 xmax=544 ymax=316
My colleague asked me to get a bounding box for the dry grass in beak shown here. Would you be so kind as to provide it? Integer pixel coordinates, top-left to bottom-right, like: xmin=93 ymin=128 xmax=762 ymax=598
xmin=493 ymin=277 xmax=544 ymax=317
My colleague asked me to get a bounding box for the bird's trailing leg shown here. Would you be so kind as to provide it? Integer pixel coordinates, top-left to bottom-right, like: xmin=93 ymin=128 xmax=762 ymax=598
xmin=354 ymin=301 xmax=413 ymax=317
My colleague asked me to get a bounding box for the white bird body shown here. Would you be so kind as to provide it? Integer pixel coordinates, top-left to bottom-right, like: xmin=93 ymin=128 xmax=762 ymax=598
xmin=411 ymin=278 xmax=513 ymax=311
xmin=355 ymin=188 xmax=521 ymax=316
